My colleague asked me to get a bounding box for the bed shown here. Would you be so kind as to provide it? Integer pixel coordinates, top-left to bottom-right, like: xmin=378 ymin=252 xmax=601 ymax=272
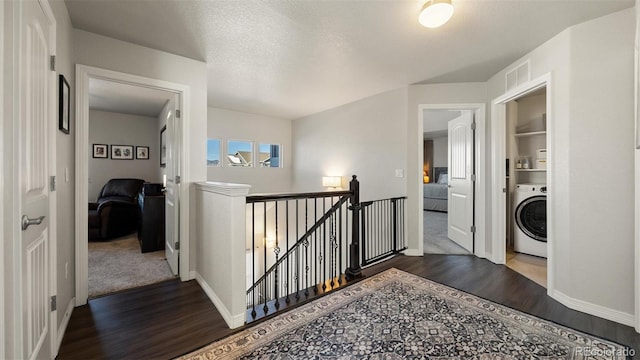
xmin=423 ymin=167 xmax=448 ymax=212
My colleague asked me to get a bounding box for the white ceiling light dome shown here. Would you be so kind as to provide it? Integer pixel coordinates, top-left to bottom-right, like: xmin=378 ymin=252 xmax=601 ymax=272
xmin=419 ymin=0 xmax=454 ymax=28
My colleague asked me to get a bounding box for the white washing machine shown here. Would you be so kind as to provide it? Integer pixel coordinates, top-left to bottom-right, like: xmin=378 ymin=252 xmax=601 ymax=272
xmin=514 ymin=184 xmax=547 ymax=258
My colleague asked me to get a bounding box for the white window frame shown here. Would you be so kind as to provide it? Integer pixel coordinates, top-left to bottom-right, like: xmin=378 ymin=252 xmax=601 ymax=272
xmin=257 ymin=142 xmax=282 ymax=168
xmin=206 ymin=138 xmax=222 ymax=167
xmin=226 ymin=139 xmax=254 ymax=167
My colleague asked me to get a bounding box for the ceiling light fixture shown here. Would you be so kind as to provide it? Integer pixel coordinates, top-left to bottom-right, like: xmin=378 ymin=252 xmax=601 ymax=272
xmin=418 ymin=0 xmax=454 ymax=28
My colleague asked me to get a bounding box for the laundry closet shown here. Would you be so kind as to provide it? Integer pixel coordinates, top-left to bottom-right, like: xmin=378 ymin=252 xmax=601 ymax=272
xmin=505 ymin=88 xmax=548 ymax=287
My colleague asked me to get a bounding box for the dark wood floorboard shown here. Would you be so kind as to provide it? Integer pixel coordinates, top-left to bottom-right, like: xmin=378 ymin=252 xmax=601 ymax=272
xmin=57 ymin=254 xmax=640 ymax=359
xmin=56 ymin=279 xmax=236 ymax=360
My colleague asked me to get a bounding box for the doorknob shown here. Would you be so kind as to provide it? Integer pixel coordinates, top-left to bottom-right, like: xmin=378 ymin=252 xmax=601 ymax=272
xmin=22 ymin=215 xmax=45 ymax=231
xmin=447 ymin=184 xmax=452 ymax=188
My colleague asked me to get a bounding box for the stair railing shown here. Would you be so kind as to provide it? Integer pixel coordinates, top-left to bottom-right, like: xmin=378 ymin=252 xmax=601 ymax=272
xmin=244 ymin=176 xmax=406 ymax=321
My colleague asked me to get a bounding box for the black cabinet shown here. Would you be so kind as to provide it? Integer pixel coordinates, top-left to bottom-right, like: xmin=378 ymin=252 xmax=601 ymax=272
xmin=138 ymin=191 xmax=165 ymax=253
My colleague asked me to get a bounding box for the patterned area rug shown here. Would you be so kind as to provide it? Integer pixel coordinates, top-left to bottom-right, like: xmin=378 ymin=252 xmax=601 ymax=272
xmin=179 ymin=268 xmax=629 ymax=359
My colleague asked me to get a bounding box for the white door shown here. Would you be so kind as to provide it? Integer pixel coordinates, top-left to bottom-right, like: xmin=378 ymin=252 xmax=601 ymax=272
xmin=448 ymin=111 xmax=474 ymax=253
xmin=165 ymin=95 xmax=180 ymax=275
xmin=18 ymin=0 xmax=56 ymax=358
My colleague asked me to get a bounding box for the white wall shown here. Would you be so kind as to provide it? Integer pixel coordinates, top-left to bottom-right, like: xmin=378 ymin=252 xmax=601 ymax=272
xmin=195 ymin=182 xmax=250 ymax=329
xmin=486 ymin=8 xmax=635 ymax=321
xmin=88 ymin=110 xmax=161 ymax=201
xmin=50 ymin=0 xmax=75 ymax=345
xmin=291 ymin=87 xmax=408 ymax=201
xmin=567 ymin=9 xmax=635 ymax=317
xmin=431 ymin=136 xmax=448 ymax=168
xmin=73 ymin=29 xmax=207 ymax=274
xmin=207 ymin=107 xmax=292 ymax=194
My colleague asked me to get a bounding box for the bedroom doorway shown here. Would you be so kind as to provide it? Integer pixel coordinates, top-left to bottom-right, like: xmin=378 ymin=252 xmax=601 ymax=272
xmin=75 ymin=65 xmax=189 ymax=306
xmin=423 ymin=109 xmax=474 ymax=255
xmin=85 ymin=79 xmax=176 ymax=299
xmin=418 ymin=103 xmax=486 ymax=257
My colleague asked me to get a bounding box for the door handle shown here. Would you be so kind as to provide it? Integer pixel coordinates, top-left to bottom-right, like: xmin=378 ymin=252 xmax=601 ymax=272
xmin=22 ymin=215 xmax=45 ymax=231
xmin=447 ymin=184 xmax=452 ymax=188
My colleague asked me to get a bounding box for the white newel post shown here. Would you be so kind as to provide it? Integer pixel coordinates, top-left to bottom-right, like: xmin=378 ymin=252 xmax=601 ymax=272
xmin=195 ymin=181 xmax=251 ymax=329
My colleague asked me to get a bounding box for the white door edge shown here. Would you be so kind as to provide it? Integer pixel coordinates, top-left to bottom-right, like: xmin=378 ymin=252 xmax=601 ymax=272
xmin=0 ymin=1 xmax=6 ymax=357
xmin=74 ymin=65 xmax=190 ymax=306
xmin=447 ymin=111 xmax=474 ymax=253
xmin=490 ymin=73 xmax=553 ymax=293
xmin=418 ymin=103 xmax=486 ymax=258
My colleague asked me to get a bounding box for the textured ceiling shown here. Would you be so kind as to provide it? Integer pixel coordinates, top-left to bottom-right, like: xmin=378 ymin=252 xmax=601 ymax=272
xmin=65 ymin=0 xmax=634 ymax=119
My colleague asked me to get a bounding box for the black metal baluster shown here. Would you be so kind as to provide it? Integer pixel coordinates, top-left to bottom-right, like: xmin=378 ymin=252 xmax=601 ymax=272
xmin=360 ymin=203 xmax=367 ymax=266
xmin=400 ymin=198 xmax=407 ymax=249
xmin=383 ymin=200 xmax=387 ymax=256
xmin=331 ymin=202 xmax=337 ymax=288
xmin=304 ymin=199 xmax=309 ymax=298
xmin=274 ymin=201 xmax=280 ymax=309
xmin=318 ymin=198 xmax=327 ymax=291
xmin=313 ymin=198 xmax=317 ymax=293
xmin=337 ymin=197 xmax=343 ymax=285
xmin=392 ymin=199 xmax=398 ymax=253
xmin=296 ymin=200 xmax=300 ymax=300
xmin=377 ymin=201 xmax=381 ymax=259
xmin=263 ymin=202 xmax=268 ymax=315
xmin=285 ymin=201 xmax=290 ymax=304
xmin=251 ymin=203 xmax=256 ymax=319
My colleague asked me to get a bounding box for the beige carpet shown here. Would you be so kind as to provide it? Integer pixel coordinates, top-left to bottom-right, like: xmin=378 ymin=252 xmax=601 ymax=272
xmin=423 ymin=210 xmax=470 ymax=255
xmin=88 ymin=233 xmax=175 ymax=298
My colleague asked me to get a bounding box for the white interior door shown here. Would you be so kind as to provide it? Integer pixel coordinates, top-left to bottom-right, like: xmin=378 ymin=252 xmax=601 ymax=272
xmin=448 ymin=111 xmax=474 ymax=253
xmin=165 ymin=95 xmax=180 ymax=275
xmin=19 ymin=1 xmax=55 ymax=358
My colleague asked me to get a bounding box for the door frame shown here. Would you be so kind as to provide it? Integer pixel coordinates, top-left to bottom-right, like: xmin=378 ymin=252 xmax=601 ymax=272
xmin=1 ymin=2 xmax=6 ymax=357
xmin=74 ymin=65 xmax=190 ymax=305
xmin=490 ymin=73 xmax=553 ymax=292
xmin=418 ymin=103 xmax=486 ymax=257
xmin=4 ymin=0 xmax=58 ymax=357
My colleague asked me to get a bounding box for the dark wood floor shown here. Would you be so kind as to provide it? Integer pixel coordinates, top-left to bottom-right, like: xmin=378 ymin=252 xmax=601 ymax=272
xmin=57 ymin=254 xmax=640 ymax=359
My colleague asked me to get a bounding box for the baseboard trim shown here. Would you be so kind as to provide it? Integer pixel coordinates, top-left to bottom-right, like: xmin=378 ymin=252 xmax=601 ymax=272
xmin=549 ymin=289 xmax=635 ymax=327
xmin=403 ymin=249 xmax=423 ymax=257
xmin=194 ymin=272 xmax=244 ymax=329
xmin=56 ymin=297 xmax=75 ymax=353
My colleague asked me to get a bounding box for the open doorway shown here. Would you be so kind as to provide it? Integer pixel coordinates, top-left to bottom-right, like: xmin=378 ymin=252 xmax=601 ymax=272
xmin=75 ymin=65 xmax=187 ymax=305
xmin=422 ymin=109 xmax=473 ymax=255
xmin=86 ymin=78 xmax=176 ymax=298
xmin=420 ymin=105 xmax=486 ymax=257
xmin=491 ymin=74 xmax=552 ymax=291
xmin=504 ymin=87 xmax=548 ymax=287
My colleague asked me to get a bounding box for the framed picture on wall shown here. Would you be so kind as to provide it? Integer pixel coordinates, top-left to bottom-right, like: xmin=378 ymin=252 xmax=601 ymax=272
xmin=111 ymin=145 xmax=134 ymax=160
xmin=136 ymin=146 xmax=149 ymax=160
xmin=92 ymin=144 xmax=108 ymax=158
xmin=59 ymin=74 xmax=70 ymax=134
xmin=160 ymin=125 xmax=167 ymax=167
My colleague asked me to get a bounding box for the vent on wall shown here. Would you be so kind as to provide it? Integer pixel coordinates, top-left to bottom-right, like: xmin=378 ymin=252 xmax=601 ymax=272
xmin=505 ymin=60 xmax=531 ymax=92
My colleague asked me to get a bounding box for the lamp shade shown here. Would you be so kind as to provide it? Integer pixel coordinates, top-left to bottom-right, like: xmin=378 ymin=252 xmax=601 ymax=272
xmin=419 ymin=0 xmax=454 ymax=28
xmin=322 ymin=176 xmax=342 ymax=188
